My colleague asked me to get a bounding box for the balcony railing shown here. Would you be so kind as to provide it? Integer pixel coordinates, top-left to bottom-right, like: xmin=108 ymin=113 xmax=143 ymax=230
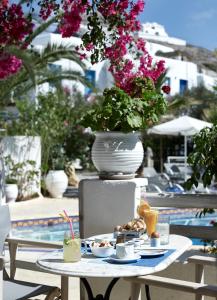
xmin=146 ymin=193 xmax=217 ymax=240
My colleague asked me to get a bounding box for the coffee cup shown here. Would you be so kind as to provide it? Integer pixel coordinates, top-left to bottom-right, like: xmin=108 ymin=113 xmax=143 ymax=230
xmin=116 ymin=243 xmax=134 ymax=259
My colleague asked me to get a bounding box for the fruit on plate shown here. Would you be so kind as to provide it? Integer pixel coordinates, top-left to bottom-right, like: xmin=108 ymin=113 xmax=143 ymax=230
xmin=137 ymin=200 xmax=151 ymax=218
xmin=90 ymin=242 xmax=114 ymax=257
xmin=151 ymin=231 xmax=160 ymax=238
xmin=114 ymin=218 xmax=146 ymax=232
xmin=91 ymin=241 xmax=113 ymax=248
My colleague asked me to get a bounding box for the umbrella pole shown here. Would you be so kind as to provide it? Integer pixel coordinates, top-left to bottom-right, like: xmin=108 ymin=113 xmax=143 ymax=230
xmin=184 ymin=135 xmax=187 ymax=181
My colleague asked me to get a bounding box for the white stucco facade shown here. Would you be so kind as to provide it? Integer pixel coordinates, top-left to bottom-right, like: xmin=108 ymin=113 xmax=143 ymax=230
xmin=139 ymin=22 xmax=187 ymax=46
xmin=31 ymin=22 xmax=217 ymax=97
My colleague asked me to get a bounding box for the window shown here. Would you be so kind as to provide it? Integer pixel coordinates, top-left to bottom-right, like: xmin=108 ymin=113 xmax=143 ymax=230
xmin=85 ymin=70 xmax=96 ymax=96
xmin=48 ymin=64 xmax=62 ymax=89
xmin=179 ymin=79 xmax=188 ymax=95
xmin=165 ymin=77 xmax=171 ymax=87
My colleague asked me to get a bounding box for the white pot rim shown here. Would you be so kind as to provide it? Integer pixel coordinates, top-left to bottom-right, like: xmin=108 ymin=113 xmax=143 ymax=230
xmin=48 ymin=170 xmax=65 ymax=172
xmin=94 ymin=131 xmax=141 ymax=137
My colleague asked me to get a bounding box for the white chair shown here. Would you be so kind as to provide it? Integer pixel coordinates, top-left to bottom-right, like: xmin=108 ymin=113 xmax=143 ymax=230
xmin=0 ymin=205 xmax=61 ymax=300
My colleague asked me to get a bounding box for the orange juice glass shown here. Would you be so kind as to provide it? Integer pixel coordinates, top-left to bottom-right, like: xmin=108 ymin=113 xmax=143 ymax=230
xmin=143 ymin=209 xmax=158 ymax=236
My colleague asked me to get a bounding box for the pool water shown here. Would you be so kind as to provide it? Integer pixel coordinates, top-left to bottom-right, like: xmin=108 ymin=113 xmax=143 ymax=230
xmin=11 ymin=218 xmax=80 ymax=242
xmin=11 ymin=212 xmax=217 ymax=245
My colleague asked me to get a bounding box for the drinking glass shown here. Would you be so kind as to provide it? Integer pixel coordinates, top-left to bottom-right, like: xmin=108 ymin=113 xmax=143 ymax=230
xmin=143 ymin=209 xmax=158 ymax=237
xmin=63 ymin=232 xmax=81 ymax=262
xmin=156 ymin=215 xmax=170 ymax=245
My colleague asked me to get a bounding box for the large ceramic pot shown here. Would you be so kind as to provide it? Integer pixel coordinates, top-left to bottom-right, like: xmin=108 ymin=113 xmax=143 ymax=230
xmin=5 ymin=184 xmax=18 ymax=203
xmin=91 ymin=132 xmax=144 ymax=179
xmin=45 ymin=170 xmax=68 ymax=198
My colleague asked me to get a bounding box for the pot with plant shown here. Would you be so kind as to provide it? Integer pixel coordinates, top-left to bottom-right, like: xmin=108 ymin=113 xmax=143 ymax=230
xmin=82 ymin=77 xmax=168 ymax=179
xmin=5 ymin=177 xmax=18 ymax=203
xmin=80 ymin=5 xmax=169 ymax=179
xmin=4 ymin=155 xmax=39 ymax=202
xmin=45 ymin=145 xmax=68 ymax=198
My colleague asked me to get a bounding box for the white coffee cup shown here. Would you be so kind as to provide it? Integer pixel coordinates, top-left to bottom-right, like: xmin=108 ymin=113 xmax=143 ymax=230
xmin=116 ymin=243 xmax=134 ymax=259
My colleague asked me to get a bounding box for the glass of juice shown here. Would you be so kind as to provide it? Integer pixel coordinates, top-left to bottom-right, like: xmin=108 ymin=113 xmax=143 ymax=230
xmin=143 ymin=209 xmax=159 ymax=237
xmin=63 ymin=232 xmax=81 ymax=262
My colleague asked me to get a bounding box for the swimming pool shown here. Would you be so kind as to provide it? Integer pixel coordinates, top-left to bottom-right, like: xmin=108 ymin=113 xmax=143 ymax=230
xmin=11 ymin=216 xmax=80 ymax=242
xmin=11 ymin=211 xmax=217 ymax=245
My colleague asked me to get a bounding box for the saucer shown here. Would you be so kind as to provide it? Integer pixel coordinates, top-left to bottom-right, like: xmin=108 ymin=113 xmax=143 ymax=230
xmin=109 ymin=254 xmax=141 ymax=263
xmin=138 ymin=249 xmax=168 ymax=257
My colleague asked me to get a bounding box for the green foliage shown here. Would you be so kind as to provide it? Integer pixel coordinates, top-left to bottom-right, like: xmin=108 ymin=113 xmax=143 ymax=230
xmin=185 ymin=123 xmax=217 ymax=190
xmin=7 ymin=89 xmax=94 ymax=173
xmin=168 ymin=84 xmax=217 ymax=121
xmin=7 ymin=90 xmax=75 ymax=174
xmin=0 ymin=43 xmax=87 ymax=106
xmin=0 ymin=11 xmax=89 ymax=107
xmin=49 ymin=145 xmax=67 ymax=170
xmin=4 ymin=155 xmax=39 ymax=200
xmin=81 ymin=86 xmax=167 ymax=132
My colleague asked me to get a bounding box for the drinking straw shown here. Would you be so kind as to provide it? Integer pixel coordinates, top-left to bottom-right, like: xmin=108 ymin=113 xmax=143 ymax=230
xmin=63 ymin=210 xmax=75 ymax=240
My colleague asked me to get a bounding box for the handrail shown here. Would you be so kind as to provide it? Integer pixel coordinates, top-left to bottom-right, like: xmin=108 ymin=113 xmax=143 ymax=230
xmin=146 ymin=193 xmax=217 ymax=208
xmin=146 ymin=193 xmax=217 ymax=240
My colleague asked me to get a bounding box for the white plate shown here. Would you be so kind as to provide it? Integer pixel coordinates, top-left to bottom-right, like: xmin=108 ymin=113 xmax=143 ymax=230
xmin=138 ymin=249 xmax=168 ymax=257
xmin=109 ymin=254 xmax=141 ymax=263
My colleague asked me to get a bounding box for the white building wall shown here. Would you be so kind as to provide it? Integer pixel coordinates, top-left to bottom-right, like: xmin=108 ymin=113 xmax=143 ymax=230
xmin=160 ymin=58 xmax=198 ymax=95
xmin=197 ymin=73 xmax=217 ymax=90
xmin=139 ymin=23 xmax=187 ymax=46
xmin=146 ymin=42 xmax=174 ymax=56
xmin=31 ymin=25 xmax=217 ymax=97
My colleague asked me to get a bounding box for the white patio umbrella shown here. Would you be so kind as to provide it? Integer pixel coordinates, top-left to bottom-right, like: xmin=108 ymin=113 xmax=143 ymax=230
xmin=147 ymin=115 xmax=212 ymax=180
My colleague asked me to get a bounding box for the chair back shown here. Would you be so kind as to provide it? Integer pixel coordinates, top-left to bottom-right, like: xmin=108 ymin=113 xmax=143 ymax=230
xmin=0 ymin=205 xmax=11 ymax=255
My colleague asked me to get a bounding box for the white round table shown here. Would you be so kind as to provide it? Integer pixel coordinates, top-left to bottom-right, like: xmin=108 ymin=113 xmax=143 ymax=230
xmin=37 ymin=234 xmax=192 ymax=300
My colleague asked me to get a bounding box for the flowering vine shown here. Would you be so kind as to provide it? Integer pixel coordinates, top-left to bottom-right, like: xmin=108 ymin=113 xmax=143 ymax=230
xmin=0 ymin=0 xmax=166 ymax=90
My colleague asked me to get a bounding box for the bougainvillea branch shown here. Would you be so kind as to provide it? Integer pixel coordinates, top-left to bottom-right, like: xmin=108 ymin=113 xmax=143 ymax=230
xmin=0 ymin=0 xmax=165 ymax=86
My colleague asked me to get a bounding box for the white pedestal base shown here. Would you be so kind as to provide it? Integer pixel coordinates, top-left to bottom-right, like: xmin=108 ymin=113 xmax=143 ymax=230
xmin=79 ymin=178 xmax=148 ymax=300
xmin=79 ymin=178 xmax=148 ymax=238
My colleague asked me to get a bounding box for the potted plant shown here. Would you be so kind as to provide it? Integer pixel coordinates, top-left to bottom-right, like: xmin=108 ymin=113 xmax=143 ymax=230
xmin=5 ymin=176 xmax=18 ymax=203
xmin=78 ymin=2 xmax=169 ymax=179
xmin=4 ymin=155 xmax=40 ymax=201
xmin=45 ymin=145 xmax=68 ymax=198
xmin=81 ymin=78 xmax=168 ymax=179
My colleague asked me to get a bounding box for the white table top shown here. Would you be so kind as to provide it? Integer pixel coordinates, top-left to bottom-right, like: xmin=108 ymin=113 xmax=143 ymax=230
xmin=36 ymin=234 xmax=192 ymax=278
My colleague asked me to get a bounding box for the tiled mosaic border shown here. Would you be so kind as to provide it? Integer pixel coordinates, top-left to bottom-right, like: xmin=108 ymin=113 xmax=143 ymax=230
xmin=12 ymin=215 xmax=79 ymax=228
xmin=11 ymin=208 xmax=201 ymax=229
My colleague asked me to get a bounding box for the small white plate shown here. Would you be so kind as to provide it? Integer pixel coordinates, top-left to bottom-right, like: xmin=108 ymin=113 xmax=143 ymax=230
xmin=138 ymin=249 xmax=168 ymax=257
xmin=109 ymin=254 xmax=141 ymax=263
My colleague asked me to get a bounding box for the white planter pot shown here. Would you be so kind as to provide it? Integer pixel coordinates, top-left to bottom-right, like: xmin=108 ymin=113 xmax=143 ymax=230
xmin=5 ymin=184 xmax=18 ymax=203
xmin=45 ymin=170 xmax=68 ymax=198
xmin=91 ymin=132 xmax=144 ymax=179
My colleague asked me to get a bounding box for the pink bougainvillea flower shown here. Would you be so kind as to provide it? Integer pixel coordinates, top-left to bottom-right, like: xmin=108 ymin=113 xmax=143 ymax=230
xmin=162 ymin=85 xmax=171 ymax=94
xmin=0 ymin=53 xmax=22 ymax=79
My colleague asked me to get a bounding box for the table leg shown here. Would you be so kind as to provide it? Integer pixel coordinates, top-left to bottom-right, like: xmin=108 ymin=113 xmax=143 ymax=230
xmin=130 ymin=282 xmax=141 ymax=300
xmin=104 ymin=278 xmax=119 ymax=300
xmin=81 ymin=277 xmax=120 ymax=300
xmin=61 ymin=276 xmax=69 ymax=300
xmin=145 ymin=284 xmax=151 ymax=300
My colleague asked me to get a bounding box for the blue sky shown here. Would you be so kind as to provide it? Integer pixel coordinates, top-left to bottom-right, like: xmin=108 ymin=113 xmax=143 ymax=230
xmin=140 ymin=0 xmax=217 ymax=50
